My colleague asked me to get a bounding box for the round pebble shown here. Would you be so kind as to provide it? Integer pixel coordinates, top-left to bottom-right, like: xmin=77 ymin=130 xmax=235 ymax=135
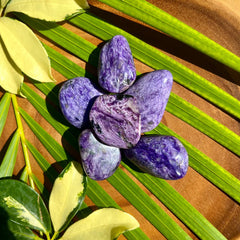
xmin=79 ymin=129 xmax=121 ymax=180
xmin=59 ymin=77 xmax=103 ymax=129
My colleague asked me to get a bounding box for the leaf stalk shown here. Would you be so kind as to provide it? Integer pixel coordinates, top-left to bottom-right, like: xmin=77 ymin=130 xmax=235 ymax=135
xmin=11 ymin=94 xmax=35 ymax=189
xmin=50 ymin=231 xmax=59 ymax=240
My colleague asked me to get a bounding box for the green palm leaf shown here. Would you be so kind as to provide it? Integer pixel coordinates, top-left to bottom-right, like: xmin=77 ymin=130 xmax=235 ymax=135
xmin=0 ymin=130 xmax=20 ymax=178
xmin=0 ymin=93 xmax=11 ymax=137
xmin=96 ymin=0 xmax=240 ymax=73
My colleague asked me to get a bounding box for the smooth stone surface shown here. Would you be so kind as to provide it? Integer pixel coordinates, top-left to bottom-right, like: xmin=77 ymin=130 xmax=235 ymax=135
xmin=79 ymin=129 xmax=121 ymax=180
xmin=126 ymin=70 xmax=173 ymax=132
xmin=123 ymin=135 xmax=188 ymax=179
xmin=89 ymin=94 xmax=141 ymax=149
xmin=59 ymin=77 xmax=103 ymax=129
xmin=98 ymin=35 xmax=136 ymax=93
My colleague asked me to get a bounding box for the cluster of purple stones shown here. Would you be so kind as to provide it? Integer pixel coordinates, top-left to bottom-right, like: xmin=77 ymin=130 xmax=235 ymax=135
xmin=59 ymin=35 xmax=188 ymax=181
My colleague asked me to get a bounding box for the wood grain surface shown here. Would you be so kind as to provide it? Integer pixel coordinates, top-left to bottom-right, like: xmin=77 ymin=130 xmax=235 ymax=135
xmin=1 ymin=0 xmax=240 ymax=239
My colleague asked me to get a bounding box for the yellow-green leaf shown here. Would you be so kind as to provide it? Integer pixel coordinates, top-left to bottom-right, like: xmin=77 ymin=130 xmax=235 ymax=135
xmin=0 ymin=41 xmax=23 ymax=94
xmin=4 ymin=0 xmax=89 ymax=21
xmin=0 ymin=17 xmax=54 ymax=85
xmin=49 ymin=161 xmax=87 ymax=233
xmin=1 ymin=0 xmax=9 ymax=9
xmin=60 ymin=208 xmax=140 ymax=240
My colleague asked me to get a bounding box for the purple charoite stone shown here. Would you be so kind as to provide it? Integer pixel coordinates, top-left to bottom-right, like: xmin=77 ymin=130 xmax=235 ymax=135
xmin=59 ymin=77 xmax=103 ymax=129
xmin=123 ymin=135 xmax=188 ymax=180
xmin=126 ymin=70 xmax=173 ymax=132
xmin=98 ymin=35 xmax=136 ymax=93
xmin=89 ymin=94 xmax=141 ymax=149
xmin=79 ymin=129 xmax=121 ymax=180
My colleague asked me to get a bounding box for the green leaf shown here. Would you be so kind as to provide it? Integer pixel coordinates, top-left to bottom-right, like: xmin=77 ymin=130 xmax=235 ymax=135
xmin=19 ymin=108 xmax=69 ymax=162
xmin=60 ymin=208 xmax=139 ymax=240
xmin=0 ymin=93 xmax=11 ymax=137
xmin=26 ymin=140 xmax=58 ymax=183
xmin=19 ymin=167 xmax=28 ymax=183
xmin=21 ymin=83 xmax=71 ymax=138
xmin=0 ymin=130 xmax=20 ymax=178
xmin=0 ymin=17 xmax=54 ymax=86
xmin=97 ymin=0 xmax=240 ymax=73
xmin=7 ymin=221 xmax=39 ymax=240
xmin=0 ymin=216 xmax=39 ymax=240
xmin=49 ymin=161 xmax=87 ymax=233
xmin=70 ymin=12 xmax=240 ymax=120
xmin=4 ymin=0 xmax=89 ymax=21
xmin=0 ymin=179 xmax=52 ymax=234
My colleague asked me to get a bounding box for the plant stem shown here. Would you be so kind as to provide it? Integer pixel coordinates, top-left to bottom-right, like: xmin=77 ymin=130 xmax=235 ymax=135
xmin=46 ymin=232 xmax=51 ymax=240
xmin=51 ymin=232 xmax=59 ymax=240
xmin=11 ymin=94 xmax=35 ymax=189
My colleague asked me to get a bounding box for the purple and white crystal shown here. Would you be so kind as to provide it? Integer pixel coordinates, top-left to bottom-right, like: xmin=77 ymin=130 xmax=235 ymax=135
xmin=89 ymin=94 xmax=141 ymax=149
xmin=123 ymin=135 xmax=188 ymax=180
xmin=79 ymin=129 xmax=121 ymax=180
xmin=126 ymin=70 xmax=173 ymax=132
xmin=98 ymin=35 xmax=136 ymax=93
xmin=59 ymin=77 xmax=103 ymax=129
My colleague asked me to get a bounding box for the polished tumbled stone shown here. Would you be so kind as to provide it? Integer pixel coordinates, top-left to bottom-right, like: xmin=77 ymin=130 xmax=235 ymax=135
xmin=79 ymin=129 xmax=121 ymax=180
xmin=123 ymin=135 xmax=188 ymax=180
xmin=59 ymin=77 xmax=103 ymax=129
xmin=98 ymin=35 xmax=136 ymax=93
xmin=126 ymin=70 xmax=173 ymax=133
xmin=89 ymin=94 xmax=141 ymax=149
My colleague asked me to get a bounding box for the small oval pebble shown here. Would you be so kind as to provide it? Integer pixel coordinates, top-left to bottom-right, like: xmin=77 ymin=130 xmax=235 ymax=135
xmin=123 ymin=135 xmax=188 ymax=180
xmin=89 ymin=94 xmax=141 ymax=149
xmin=59 ymin=77 xmax=103 ymax=129
xmin=79 ymin=129 xmax=121 ymax=180
xmin=126 ymin=70 xmax=173 ymax=132
xmin=98 ymin=35 xmax=136 ymax=93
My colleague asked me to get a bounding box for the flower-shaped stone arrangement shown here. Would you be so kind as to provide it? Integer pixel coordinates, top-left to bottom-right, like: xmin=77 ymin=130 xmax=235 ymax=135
xmin=59 ymin=35 xmax=188 ymax=181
